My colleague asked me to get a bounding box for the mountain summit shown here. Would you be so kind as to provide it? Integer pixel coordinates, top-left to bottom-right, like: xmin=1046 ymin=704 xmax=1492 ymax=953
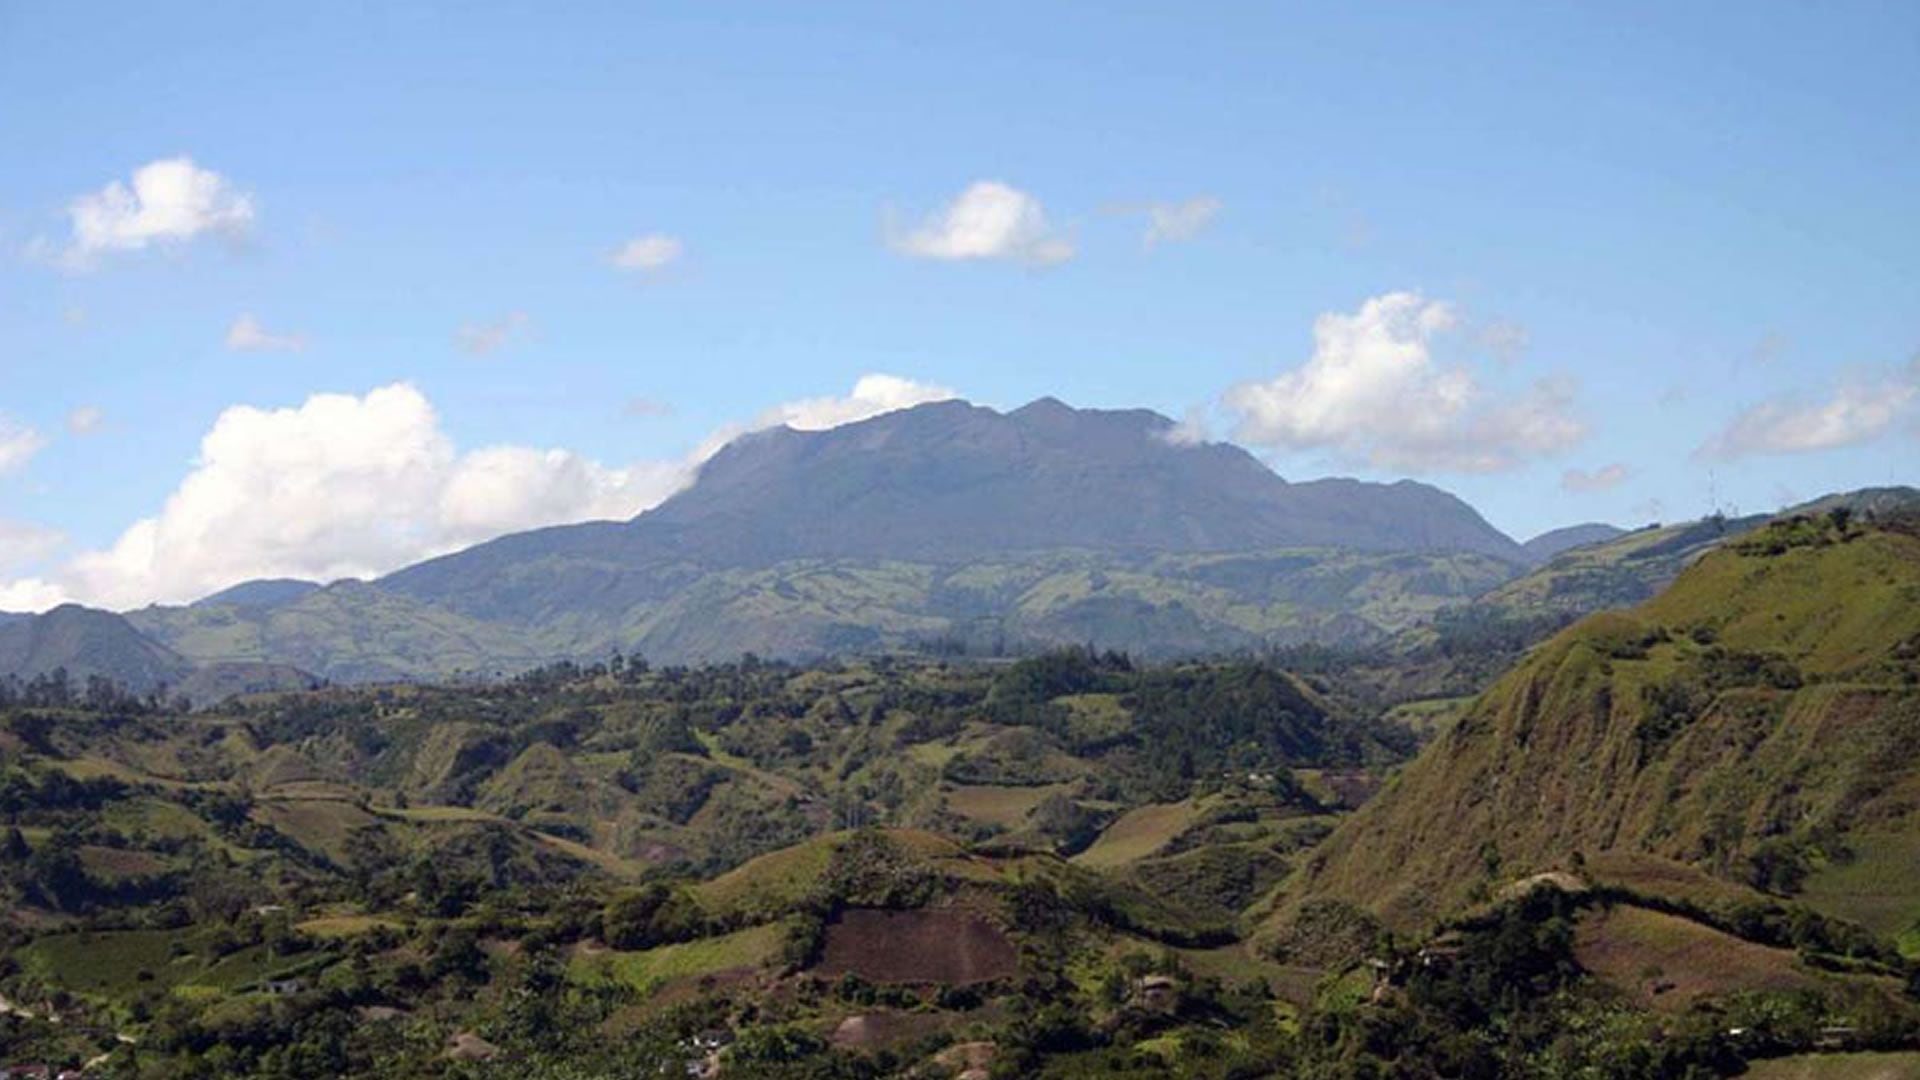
xmin=385 ymin=398 xmax=1519 ymax=606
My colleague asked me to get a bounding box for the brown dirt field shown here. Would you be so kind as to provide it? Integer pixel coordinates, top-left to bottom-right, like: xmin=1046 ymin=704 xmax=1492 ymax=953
xmin=1316 ymin=770 xmax=1383 ymax=808
xmin=813 ymin=908 xmax=1018 ymax=985
xmin=1574 ymin=905 xmax=1815 ymax=1012
xmin=829 ymin=1010 xmax=955 ymax=1049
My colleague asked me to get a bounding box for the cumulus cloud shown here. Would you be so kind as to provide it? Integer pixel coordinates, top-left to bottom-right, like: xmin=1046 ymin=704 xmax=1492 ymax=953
xmin=1698 ymin=359 xmax=1920 ymax=459
xmin=225 ymin=313 xmax=307 ymax=352
xmin=749 ymin=373 xmax=957 ymax=432
xmin=608 ymin=233 xmax=684 ymax=274
xmin=889 ymin=181 xmax=1074 ymax=265
xmin=66 ymin=406 xmax=104 ymax=436
xmin=58 ymin=157 xmax=254 ymax=266
xmin=1142 ymin=197 xmax=1222 ymax=248
xmin=1223 ymin=292 xmax=1586 ymax=473
xmin=456 ymin=311 xmax=530 ymax=356
xmin=1 ymin=375 xmax=959 ymax=611
xmin=0 ymin=417 xmax=47 ymax=474
xmin=25 ymin=384 xmax=678 ymax=610
xmin=1561 ymin=463 xmax=1631 ymax=493
xmin=0 ymin=521 xmax=66 ymax=611
xmin=0 ymin=577 xmax=68 ymax=612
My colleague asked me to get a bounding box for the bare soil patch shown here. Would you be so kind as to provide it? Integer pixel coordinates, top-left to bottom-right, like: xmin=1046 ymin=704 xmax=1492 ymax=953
xmin=813 ymin=908 xmax=1017 ymax=985
xmin=1574 ymin=905 xmax=1814 ymax=1012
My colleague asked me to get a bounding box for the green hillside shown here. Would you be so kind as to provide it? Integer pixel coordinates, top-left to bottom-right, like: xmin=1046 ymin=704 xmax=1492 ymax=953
xmin=1277 ymin=514 xmax=1920 ymax=934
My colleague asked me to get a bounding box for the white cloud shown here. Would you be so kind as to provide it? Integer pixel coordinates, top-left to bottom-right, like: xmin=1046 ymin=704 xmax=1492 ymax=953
xmin=1223 ymin=292 xmax=1586 ymax=473
xmin=0 ymin=578 xmax=68 ymax=612
xmin=1157 ymin=404 xmax=1213 ymax=447
xmin=0 ymin=521 xmax=66 ymax=611
xmin=608 ymin=233 xmax=684 ymax=274
xmin=1478 ymin=320 xmax=1530 ymax=363
xmin=0 ymin=417 xmax=47 ymax=474
xmin=456 ymin=311 xmax=530 ymax=356
xmin=889 ymin=181 xmax=1074 ymax=265
xmin=1 ymin=375 xmax=960 ymax=611
xmin=225 ymin=313 xmax=307 ymax=353
xmin=1699 ymin=359 xmax=1920 ymax=459
xmin=0 ymin=521 xmax=64 ymax=573
xmin=1561 ymin=463 xmax=1631 ymax=493
xmin=59 ymin=157 xmax=254 ymax=266
xmin=750 ymin=374 xmax=957 ymax=432
xmin=1142 ymin=197 xmax=1222 ymax=248
xmin=66 ymin=406 xmax=104 ymax=436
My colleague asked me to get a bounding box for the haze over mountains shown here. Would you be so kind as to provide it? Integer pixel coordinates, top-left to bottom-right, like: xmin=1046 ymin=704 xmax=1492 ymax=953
xmin=0 ymin=398 xmax=1911 ymax=695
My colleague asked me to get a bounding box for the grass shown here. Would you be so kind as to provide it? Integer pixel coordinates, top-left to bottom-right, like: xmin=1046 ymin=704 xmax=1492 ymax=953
xmin=16 ymin=930 xmax=325 ymax=1004
xmin=296 ymin=915 xmax=402 ymax=938
xmin=254 ymin=798 xmax=379 ymax=864
xmin=695 ymin=833 xmax=842 ymax=919
xmin=380 ymin=803 xmax=500 ymax=823
xmin=568 ymin=922 xmax=787 ymax=996
xmin=1800 ymin=832 xmax=1920 ymax=948
xmin=1382 ymin=696 xmax=1473 ymax=740
xmin=1741 ymin=1052 xmax=1920 ymax=1079
xmin=945 ymin=782 xmax=1076 ymax=829
xmin=1074 ymin=799 xmax=1202 ymax=869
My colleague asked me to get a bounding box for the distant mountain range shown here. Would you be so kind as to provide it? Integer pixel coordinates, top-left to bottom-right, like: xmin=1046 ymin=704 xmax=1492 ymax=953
xmin=3 ymin=398 xmax=1912 ymax=696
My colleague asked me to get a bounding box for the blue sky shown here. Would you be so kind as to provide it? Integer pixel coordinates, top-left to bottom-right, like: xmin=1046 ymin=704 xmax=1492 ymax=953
xmin=1 ymin=2 xmax=1916 ymax=608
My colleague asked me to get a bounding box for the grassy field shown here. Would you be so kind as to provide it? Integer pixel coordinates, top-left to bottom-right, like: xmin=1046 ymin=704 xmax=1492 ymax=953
xmin=695 ymin=832 xmax=843 ymax=919
xmin=1382 ymin=696 xmax=1473 ymax=739
xmin=1585 ymin=851 xmax=1770 ymax=910
xmin=296 ymin=915 xmax=403 ymax=938
xmin=568 ymin=921 xmax=787 ymax=996
xmin=1801 ymin=832 xmax=1920 ymax=952
xmin=1742 ymin=1052 xmax=1920 ymax=1079
xmin=254 ymin=798 xmax=380 ymax=864
xmin=945 ymin=782 xmax=1076 ymax=829
xmin=17 ymin=930 xmax=324 ymax=1002
xmin=1074 ymin=800 xmax=1202 ymax=869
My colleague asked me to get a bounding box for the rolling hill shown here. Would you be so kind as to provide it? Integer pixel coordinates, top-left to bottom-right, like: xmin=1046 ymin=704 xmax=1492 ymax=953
xmin=1520 ymin=521 xmax=1626 ymax=562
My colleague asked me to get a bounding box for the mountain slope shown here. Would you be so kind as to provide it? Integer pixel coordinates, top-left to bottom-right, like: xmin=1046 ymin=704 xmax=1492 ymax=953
xmin=1520 ymin=522 xmax=1626 ymax=562
xmin=381 ymin=399 xmax=1523 ymax=619
xmin=0 ymin=604 xmax=193 ymax=692
xmin=130 ymin=580 xmax=555 ymax=683
xmin=1276 ymin=514 xmax=1920 ymax=932
xmin=193 ymin=578 xmax=321 ymax=609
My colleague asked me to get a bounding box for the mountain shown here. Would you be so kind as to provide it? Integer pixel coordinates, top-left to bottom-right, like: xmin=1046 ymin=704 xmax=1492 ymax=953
xmin=193 ymin=578 xmax=321 ymax=609
xmin=129 ymin=579 xmax=554 ymax=684
xmin=343 ymin=399 xmax=1525 ymax=666
xmin=1520 ymin=522 xmax=1625 ymax=562
xmin=1274 ymin=512 xmax=1920 ymax=933
xmin=1476 ymin=487 xmax=1920 ymax=629
xmin=0 ymin=603 xmax=193 ymax=693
